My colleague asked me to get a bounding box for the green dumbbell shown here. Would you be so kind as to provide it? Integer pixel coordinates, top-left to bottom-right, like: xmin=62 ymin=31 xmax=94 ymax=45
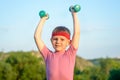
xmin=69 ymin=4 xmax=81 ymax=12
xmin=39 ymin=10 xmax=49 ymax=18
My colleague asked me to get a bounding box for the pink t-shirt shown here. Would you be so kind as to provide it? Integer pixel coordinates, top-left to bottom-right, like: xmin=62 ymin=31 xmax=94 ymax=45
xmin=40 ymin=45 xmax=77 ymax=80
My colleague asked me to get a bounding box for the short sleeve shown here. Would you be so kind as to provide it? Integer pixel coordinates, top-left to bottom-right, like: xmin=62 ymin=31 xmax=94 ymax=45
xmin=40 ymin=45 xmax=50 ymax=60
xmin=66 ymin=44 xmax=78 ymax=55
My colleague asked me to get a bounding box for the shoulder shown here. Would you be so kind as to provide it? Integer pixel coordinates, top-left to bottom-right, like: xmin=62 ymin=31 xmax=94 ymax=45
xmin=66 ymin=44 xmax=78 ymax=55
xmin=40 ymin=45 xmax=52 ymax=60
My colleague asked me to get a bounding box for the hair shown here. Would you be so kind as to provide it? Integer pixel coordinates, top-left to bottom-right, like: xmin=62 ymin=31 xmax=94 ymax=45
xmin=52 ymin=26 xmax=71 ymax=35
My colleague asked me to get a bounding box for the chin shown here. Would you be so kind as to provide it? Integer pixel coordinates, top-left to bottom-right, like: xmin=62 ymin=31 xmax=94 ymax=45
xmin=56 ymin=49 xmax=66 ymax=52
xmin=55 ymin=50 xmax=61 ymax=52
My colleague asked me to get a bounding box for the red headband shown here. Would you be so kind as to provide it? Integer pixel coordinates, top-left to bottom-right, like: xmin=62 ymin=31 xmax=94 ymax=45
xmin=52 ymin=31 xmax=70 ymax=40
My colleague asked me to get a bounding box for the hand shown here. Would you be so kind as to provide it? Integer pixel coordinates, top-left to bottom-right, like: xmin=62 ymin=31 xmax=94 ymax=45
xmin=41 ymin=14 xmax=49 ymax=20
xmin=69 ymin=4 xmax=81 ymax=13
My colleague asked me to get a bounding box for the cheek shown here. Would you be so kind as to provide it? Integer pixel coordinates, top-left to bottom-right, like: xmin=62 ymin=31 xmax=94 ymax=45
xmin=51 ymin=40 xmax=56 ymax=45
xmin=64 ymin=41 xmax=70 ymax=46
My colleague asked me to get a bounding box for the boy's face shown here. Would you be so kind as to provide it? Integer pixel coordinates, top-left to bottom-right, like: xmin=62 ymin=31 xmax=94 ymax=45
xmin=51 ymin=36 xmax=70 ymax=52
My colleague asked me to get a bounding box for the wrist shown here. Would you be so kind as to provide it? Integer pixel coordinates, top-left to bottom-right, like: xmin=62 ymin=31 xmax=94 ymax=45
xmin=72 ymin=12 xmax=77 ymax=18
xmin=40 ymin=17 xmax=47 ymax=22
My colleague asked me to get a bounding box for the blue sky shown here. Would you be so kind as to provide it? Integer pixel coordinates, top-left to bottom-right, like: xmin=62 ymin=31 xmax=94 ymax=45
xmin=0 ymin=0 xmax=120 ymax=59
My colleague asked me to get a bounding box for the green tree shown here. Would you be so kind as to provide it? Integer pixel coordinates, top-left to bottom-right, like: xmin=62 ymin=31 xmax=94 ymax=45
xmin=74 ymin=67 xmax=81 ymax=80
xmin=5 ymin=51 xmax=46 ymax=80
xmin=98 ymin=58 xmax=113 ymax=80
xmin=0 ymin=62 xmax=15 ymax=80
xmin=108 ymin=69 xmax=120 ymax=80
xmin=89 ymin=66 xmax=102 ymax=80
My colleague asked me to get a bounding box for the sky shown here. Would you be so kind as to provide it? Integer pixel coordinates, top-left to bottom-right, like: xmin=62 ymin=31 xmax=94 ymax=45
xmin=0 ymin=0 xmax=120 ymax=59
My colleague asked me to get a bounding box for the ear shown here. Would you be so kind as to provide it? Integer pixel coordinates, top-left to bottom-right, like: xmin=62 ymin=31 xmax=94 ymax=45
xmin=50 ymin=38 xmax=52 ymax=43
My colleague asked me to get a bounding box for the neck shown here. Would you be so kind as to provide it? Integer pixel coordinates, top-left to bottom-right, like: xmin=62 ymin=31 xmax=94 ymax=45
xmin=55 ymin=50 xmax=65 ymax=53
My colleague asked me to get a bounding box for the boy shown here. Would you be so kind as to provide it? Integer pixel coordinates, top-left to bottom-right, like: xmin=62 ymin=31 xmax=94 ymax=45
xmin=34 ymin=11 xmax=80 ymax=80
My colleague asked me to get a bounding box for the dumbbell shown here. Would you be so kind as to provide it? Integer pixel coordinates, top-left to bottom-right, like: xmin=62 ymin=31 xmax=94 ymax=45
xmin=39 ymin=10 xmax=49 ymax=19
xmin=69 ymin=4 xmax=81 ymax=12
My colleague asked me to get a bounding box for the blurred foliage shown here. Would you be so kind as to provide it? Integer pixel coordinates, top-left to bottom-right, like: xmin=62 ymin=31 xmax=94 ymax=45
xmin=0 ymin=51 xmax=46 ymax=80
xmin=0 ymin=51 xmax=120 ymax=80
xmin=108 ymin=69 xmax=120 ymax=80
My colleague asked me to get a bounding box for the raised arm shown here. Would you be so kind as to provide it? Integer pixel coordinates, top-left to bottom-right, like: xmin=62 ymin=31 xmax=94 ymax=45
xmin=34 ymin=15 xmax=48 ymax=51
xmin=71 ymin=12 xmax=80 ymax=49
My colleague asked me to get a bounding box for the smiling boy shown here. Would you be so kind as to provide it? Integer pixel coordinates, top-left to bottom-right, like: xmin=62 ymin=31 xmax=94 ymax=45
xmin=34 ymin=11 xmax=80 ymax=80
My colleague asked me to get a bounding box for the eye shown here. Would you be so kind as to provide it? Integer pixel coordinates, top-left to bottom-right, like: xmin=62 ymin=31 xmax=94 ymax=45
xmin=53 ymin=38 xmax=58 ymax=40
xmin=61 ymin=38 xmax=65 ymax=41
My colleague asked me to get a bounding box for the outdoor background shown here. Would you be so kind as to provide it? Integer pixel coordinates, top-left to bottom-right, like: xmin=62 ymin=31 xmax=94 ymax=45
xmin=0 ymin=0 xmax=120 ymax=59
